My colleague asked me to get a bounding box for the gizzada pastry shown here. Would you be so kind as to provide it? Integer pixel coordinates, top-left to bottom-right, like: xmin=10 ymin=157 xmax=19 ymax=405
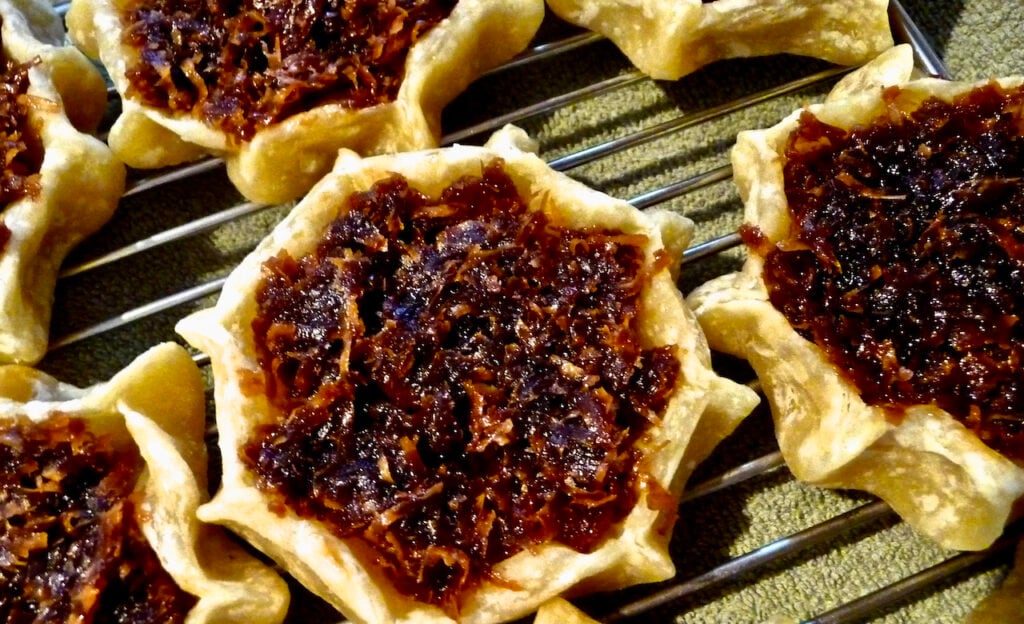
xmin=0 ymin=342 xmax=290 ymax=623
xmin=0 ymin=0 xmax=124 ymax=365
xmin=545 ymin=0 xmax=893 ymax=80
xmin=66 ymin=0 xmax=544 ymax=204
xmin=687 ymin=45 xmax=1024 ymax=551
xmin=176 ymin=125 xmax=759 ymax=624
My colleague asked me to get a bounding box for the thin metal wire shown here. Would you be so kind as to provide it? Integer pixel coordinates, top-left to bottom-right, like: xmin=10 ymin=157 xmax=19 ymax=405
xmin=804 ymin=524 xmax=1022 ymax=624
xmin=683 ymin=230 xmax=743 ymax=264
xmin=60 ymin=201 xmax=272 ymax=278
xmin=630 ymin=164 xmax=734 ymax=211
xmin=603 ymin=501 xmax=896 ymax=622
xmin=441 ymin=70 xmax=647 ymax=145
xmin=47 ymin=277 xmax=227 ymax=352
xmin=548 ymin=66 xmax=850 ymax=173
xmin=889 ymin=0 xmax=952 ymax=80
xmin=678 ymin=450 xmax=784 ymax=505
xmin=484 ymin=31 xmax=604 ymax=76
xmin=124 ymin=159 xmax=226 ymax=198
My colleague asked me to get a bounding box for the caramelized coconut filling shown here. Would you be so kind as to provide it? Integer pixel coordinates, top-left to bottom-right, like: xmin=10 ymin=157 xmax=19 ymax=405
xmin=0 ymin=414 xmax=197 ymax=622
xmin=0 ymin=26 xmax=42 ymax=219
xmin=121 ymin=0 xmax=457 ymax=141
xmin=247 ymin=161 xmax=680 ymax=612
xmin=753 ymin=82 xmax=1024 ymax=462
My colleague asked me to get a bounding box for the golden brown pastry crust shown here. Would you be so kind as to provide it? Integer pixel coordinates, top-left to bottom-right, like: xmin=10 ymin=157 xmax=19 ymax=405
xmin=0 ymin=342 xmax=290 ymax=623
xmin=176 ymin=125 xmax=758 ymax=624
xmin=687 ymin=45 xmax=1024 ymax=551
xmin=66 ymin=0 xmax=544 ymax=205
xmin=0 ymin=0 xmax=124 ymax=365
xmin=545 ymin=0 xmax=893 ymax=80
xmin=533 ymin=598 xmax=600 ymax=624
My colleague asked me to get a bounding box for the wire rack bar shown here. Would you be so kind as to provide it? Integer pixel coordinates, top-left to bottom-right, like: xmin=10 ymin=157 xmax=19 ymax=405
xmin=678 ymin=450 xmax=784 ymax=505
xmin=48 ymin=277 xmax=227 ymax=352
xmin=441 ymin=69 xmax=647 ymax=145
xmin=603 ymin=501 xmax=896 ymax=622
xmin=630 ymin=164 xmax=734 ymax=211
xmin=50 ymin=148 xmax=736 ymax=349
xmin=547 ymin=65 xmax=850 ymax=173
xmin=59 ymin=143 xmax=732 ymax=286
xmin=485 ymin=30 xmax=604 ymax=76
xmin=124 ymin=158 xmax=226 ymax=198
xmin=60 ymin=201 xmax=271 ymax=278
xmin=49 ymin=156 xmax=730 ymax=348
xmin=889 ymin=0 xmax=951 ymax=80
xmin=804 ymin=523 xmax=1023 ymax=624
xmin=682 ymin=231 xmax=743 ymax=264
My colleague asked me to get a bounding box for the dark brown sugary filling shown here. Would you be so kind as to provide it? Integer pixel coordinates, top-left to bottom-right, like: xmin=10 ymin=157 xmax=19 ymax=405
xmin=247 ymin=161 xmax=680 ymax=613
xmin=122 ymin=0 xmax=456 ymax=141
xmin=0 ymin=414 xmax=197 ymax=623
xmin=759 ymin=82 xmax=1024 ymax=461
xmin=0 ymin=24 xmax=42 ymax=213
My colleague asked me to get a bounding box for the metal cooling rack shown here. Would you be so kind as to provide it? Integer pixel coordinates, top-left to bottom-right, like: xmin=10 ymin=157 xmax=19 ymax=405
xmin=43 ymin=1 xmax=1022 ymax=622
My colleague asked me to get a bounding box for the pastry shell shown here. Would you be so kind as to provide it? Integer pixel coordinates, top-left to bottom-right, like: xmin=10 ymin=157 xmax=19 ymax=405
xmin=687 ymin=45 xmax=1024 ymax=551
xmin=533 ymin=598 xmax=600 ymax=624
xmin=176 ymin=125 xmax=759 ymax=624
xmin=66 ymin=0 xmax=545 ymax=205
xmin=0 ymin=0 xmax=124 ymax=364
xmin=544 ymin=0 xmax=893 ymax=81
xmin=0 ymin=342 xmax=290 ymax=622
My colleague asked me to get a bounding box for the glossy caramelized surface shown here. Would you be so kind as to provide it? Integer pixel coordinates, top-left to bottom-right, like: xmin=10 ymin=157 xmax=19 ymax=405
xmin=760 ymin=83 xmax=1024 ymax=461
xmin=0 ymin=415 xmax=196 ymax=623
xmin=247 ymin=161 xmax=679 ymax=613
xmin=0 ymin=29 xmax=40 ymax=215
xmin=122 ymin=0 xmax=457 ymax=140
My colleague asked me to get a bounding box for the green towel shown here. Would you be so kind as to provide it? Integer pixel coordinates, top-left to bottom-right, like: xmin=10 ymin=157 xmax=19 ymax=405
xmin=41 ymin=0 xmax=1024 ymax=622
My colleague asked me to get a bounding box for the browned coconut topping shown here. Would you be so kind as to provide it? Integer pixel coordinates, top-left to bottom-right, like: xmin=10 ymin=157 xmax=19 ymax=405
xmin=121 ymin=0 xmax=457 ymax=141
xmin=0 ymin=414 xmax=197 ymax=622
xmin=0 ymin=22 xmax=42 ymax=216
xmin=246 ymin=161 xmax=680 ymax=613
xmin=751 ymin=82 xmax=1024 ymax=462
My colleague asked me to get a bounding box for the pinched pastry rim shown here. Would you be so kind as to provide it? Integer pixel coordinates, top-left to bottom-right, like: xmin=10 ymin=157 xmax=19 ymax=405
xmin=545 ymin=0 xmax=893 ymax=81
xmin=533 ymin=598 xmax=601 ymax=624
xmin=0 ymin=342 xmax=290 ymax=623
xmin=176 ymin=125 xmax=759 ymax=624
xmin=66 ymin=0 xmax=544 ymax=205
xmin=686 ymin=45 xmax=1024 ymax=551
xmin=0 ymin=0 xmax=124 ymax=365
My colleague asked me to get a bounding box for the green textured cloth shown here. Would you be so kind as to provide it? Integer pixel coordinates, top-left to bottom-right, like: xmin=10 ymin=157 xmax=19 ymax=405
xmin=41 ymin=1 xmax=1024 ymax=622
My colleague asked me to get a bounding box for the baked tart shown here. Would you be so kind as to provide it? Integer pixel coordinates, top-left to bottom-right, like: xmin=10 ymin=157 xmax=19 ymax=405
xmin=545 ymin=0 xmax=893 ymax=81
xmin=0 ymin=342 xmax=290 ymax=622
xmin=0 ymin=0 xmax=124 ymax=365
xmin=176 ymin=125 xmax=759 ymax=623
xmin=66 ymin=0 xmax=544 ymax=205
xmin=687 ymin=45 xmax=1024 ymax=551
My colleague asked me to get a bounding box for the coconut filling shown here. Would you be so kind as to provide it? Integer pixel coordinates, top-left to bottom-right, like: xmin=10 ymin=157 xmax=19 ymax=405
xmin=245 ymin=160 xmax=681 ymax=614
xmin=751 ymin=82 xmax=1024 ymax=462
xmin=120 ymin=0 xmax=457 ymax=141
xmin=0 ymin=25 xmax=42 ymax=254
xmin=0 ymin=414 xmax=197 ymax=622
